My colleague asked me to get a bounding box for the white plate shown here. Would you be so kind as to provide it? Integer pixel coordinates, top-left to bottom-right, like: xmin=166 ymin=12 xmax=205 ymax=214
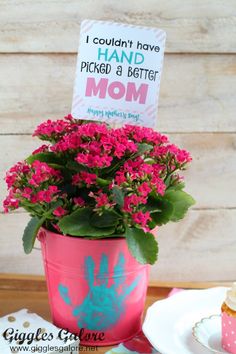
xmin=193 ymin=315 xmax=228 ymax=353
xmin=142 ymin=287 xmax=228 ymax=354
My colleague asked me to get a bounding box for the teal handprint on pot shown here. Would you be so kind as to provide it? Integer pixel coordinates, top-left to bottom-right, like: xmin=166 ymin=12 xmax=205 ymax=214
xmin=58 ymin=252 xmax=141 ymax=330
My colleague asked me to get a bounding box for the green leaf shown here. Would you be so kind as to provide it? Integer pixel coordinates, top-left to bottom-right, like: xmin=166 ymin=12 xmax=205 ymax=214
xmin=23 ymin=216 xmax=45 ymax=254
xmin=164 ymin=174 xmax=172 ymax=188
xmin=174 ymin=182 xmax=185 ymax=190
xmin=151 ymin=199 xmax=174 ymax=226
xmin=58 ymin=207 xmax=115 ymax=236
xmin=46 ymin=163 xmax=65 ymax=170
xmin=164 ymin=190 xmax=195 ymax=222
xmin=22 ymin=200 xmax=63 ymax=253
xmin=26 ymin=152 xmax=62 ymax=165
xmin=167 ymin=182 xmax=185 ymax=191
xmin=90 ymin=210 xmax=120 ymax=228
xmin=125 ymin=227 xmax=158 ymax=265
xmin=137 ymin=143 xmax=153 ymax=155
xmin=100 ymin=158 xmax=125 ymax=176
xmin=148 ymin=220 xmax=157 ymax=230
xmin=66 ymin=160 xmax=88 ymax=172
xmin=96 ymin=177 xmax=111 ymax=186
xmin=144 ymin=197 xmax=162 ymax=213
xmin=112 ymin=186 xmax=124 ymax=208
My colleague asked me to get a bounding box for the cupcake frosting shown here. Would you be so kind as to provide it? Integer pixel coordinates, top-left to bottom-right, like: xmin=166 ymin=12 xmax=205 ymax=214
xmin=225 ymin=282 xmax=236 ymax=311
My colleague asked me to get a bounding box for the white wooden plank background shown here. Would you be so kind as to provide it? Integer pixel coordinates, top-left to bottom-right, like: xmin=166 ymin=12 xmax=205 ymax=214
xmin=0 ymin=0 xmax=235 ymax=281
xmin=0 ymin=54 xmax=236 ymax=134
xmin=0 ymin=0 xmax=236 ymax=53
xmin=152 ymin=208 xmax=236 ymax=282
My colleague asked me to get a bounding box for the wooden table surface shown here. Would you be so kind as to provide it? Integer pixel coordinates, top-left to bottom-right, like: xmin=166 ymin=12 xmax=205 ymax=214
xmin=0 ymin=274 xmax=230 ymax=354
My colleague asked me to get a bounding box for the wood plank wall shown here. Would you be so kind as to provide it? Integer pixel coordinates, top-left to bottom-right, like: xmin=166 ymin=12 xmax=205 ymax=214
xmin=0 ymin=0 xmax=236 ymax=281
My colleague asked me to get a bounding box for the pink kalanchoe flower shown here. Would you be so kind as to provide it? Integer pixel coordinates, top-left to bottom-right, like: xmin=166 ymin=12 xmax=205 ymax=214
xmin=33 ymin=119 xmax=73 ymax=139
xmin=115 ymin=171 xmax=127 ymax=186
xmin=89 ymin=191 xmax=114 ymax=208
xmin=72 ymin=171 xmax=97 ymax=186
xmin=165 ymin=144 xmax=192 ymax=164
xmin=32 ymin=160 xmax=60 ymax=176
xmin=36 ymin=190 xmax=50 ymax=203
xmin=79 ymin=122 xmax=109 ymax=138
xmin=151 ymin=176 xmax=166 ymax=196
xmin=3 ymin=191 xmax=19 ymax=212
xmin=73 ymin=197 xmax=85 ymax=207
xmin=152 ymin=144 xmax=192 ymax=165
xmin=64 ymin=114 xmax=73 ymax=121
xmin=53 ymin=206 xmax=67 ymax=217
xmin=30 ymin=195 xmax=38 ymax=204
xmin=152 ymin=163 xmax=166 ymax=174
xmin=31 ymin=186 xmax=59 ymax=204
xmin=141 ymin=163 xmax=153 ymax=175
xmin=101 ymin=130 xmax=138 ymax=158
xmin=28 ymin=176 xmax=40 ymax=187
xmin=5 ymin=172 xmax=17 ymax=189
xmin=21 ymin=187 xmax=33 ymax=199
xmin=9 ymin=161 xmax=30 ymax=174
xmin=48 ymin=186 xmax=59 ymax=194
xmin=29 ymin=161 xmax=61 ymax=187
xmin=32 ymin=144 xmax=49 ymax=155
xmin=129 ymin=194 xmax=147 ymax=206
xmin=35 ymin=191 xmax=52 ymax=203
xmin=123 ymin=157 xmax=143 ymax=173
xmin=122 ymin=158 xmax=154 ymax=181
xmin=132 ymin=211 xmax=152 ymax=229
xmin=123 ymin=198 xmax=133 ymax=213
xmin=95 ymin=193 xmax=110 ymax=208
xmin=5 ymin=161 xmax=30 ymax=189
xmin=111 ymin=142 xmax=126 ymax=158
xmin=123 ymin=194 xmax=147 ymax=213
xmin=175 ymin=148 xmax=192 ymax=163
xmin=137 ymin=182 xmax=152 ymax=197
xmin=76 ymin=153 xmax=112 ymax=168
xmin=80 ymin=140 xmax=102 ymax=155
xmin=122 ymin=125 xmax=168 ymax=145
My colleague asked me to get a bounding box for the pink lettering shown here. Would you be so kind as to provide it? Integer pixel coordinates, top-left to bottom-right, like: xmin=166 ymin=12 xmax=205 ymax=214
xmin=85 ymin=78 xmax=108 ymax=98
xmin=108 ymin=81 xmax=126 ymax=100
xmin=85 ymin=77 xmax=148 ymax=104
xmin=126 ymin=83 xmax=148 ymax=104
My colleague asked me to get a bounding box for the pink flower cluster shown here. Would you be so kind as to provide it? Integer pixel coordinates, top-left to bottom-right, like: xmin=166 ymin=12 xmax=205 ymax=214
xmin=121 ymin=124 xmax=168 ymax=145
xmin=76 ymin=152 xmax=113 ymax=168
xmin=28 ymin=161 xmax=61 ymax=187
xmin=113 ymin=158 xmax=166 ymax=230
xmin=132 ymin=211 xmax=151 ymax=230
xmin=33 ymin=114 xmax=77 ymax=141
xmin=3 ymin=115 xmax=192 ymax=233
xmin=3 ymin=161 xmax=62 ymax=212
xmin=89 ymin=190 xmax=115 ymax=209
xmin=151 ymin=144 xmax=192 ymax=165
xmin=49 ymin=122 xmax=139 ymax=169
xmin=115 ymin=157 xmax=166 ymax=196
xmin=72 ymin=171 xmax=97 ymax=187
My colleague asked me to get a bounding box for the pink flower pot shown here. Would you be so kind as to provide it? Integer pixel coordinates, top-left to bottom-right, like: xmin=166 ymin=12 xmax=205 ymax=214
xmin=38 ymin=228 xmax=150 ymax=346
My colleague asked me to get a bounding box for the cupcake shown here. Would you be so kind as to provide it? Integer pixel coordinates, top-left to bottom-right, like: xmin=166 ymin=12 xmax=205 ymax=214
xmin=222 ymin=283 xmax=236 ymax=353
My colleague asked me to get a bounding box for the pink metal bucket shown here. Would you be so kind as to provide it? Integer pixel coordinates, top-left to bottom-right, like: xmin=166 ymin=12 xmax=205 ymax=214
xmin=38 ymin=228 xmax=149 ymax=346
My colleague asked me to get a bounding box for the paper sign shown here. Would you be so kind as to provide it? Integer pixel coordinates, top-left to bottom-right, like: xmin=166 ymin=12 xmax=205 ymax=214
xmin=71 ymin=20 xmax=166 ymax=128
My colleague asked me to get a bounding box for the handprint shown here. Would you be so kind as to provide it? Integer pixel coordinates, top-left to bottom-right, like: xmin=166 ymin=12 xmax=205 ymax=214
xmin=59 ymin=252 xmax=141 ymax=330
